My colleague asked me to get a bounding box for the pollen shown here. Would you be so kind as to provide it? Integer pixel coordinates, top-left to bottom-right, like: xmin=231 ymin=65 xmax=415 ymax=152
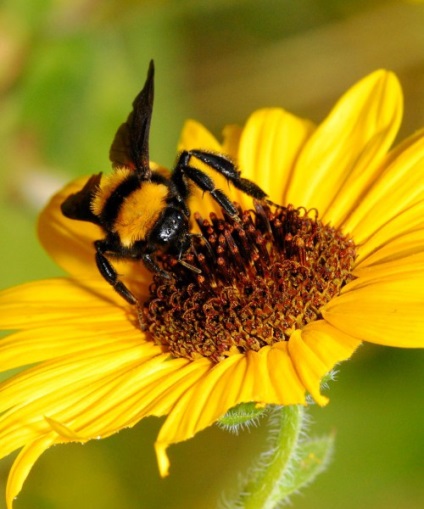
xmin=140 ymin=203 xmax=357 ymax=363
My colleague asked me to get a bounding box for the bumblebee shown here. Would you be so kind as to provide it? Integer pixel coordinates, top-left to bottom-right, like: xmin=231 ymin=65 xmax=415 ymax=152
xmin=61 ymin=61 xmax=268 ymax=305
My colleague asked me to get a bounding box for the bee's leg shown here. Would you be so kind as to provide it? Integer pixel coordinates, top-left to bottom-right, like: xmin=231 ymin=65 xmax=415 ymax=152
xmin=172 ymin=155 xmax=240 ymax=219
xmin=141 ymin=253 xmax=173 ymax=280
xmin=94 ymin=240 xmax=137 ymax=305
xmin=182 ymin=150 xmax=268 ymax=200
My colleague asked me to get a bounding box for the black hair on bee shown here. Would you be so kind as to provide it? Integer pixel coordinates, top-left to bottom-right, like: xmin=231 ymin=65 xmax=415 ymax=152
xmin=61 ymin=60 xmax=268 ymax=305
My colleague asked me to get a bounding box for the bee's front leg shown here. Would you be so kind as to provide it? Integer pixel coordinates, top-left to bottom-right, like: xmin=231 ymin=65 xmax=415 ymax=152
xmin=94 ymin=240 xmax=137 ymax=305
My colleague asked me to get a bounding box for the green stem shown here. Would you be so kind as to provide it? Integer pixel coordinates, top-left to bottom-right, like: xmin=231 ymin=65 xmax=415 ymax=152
xmin=241 ymin=405 xmax=304 ymax=509
xmin=221 ymin=404 xmax=334 ymax=509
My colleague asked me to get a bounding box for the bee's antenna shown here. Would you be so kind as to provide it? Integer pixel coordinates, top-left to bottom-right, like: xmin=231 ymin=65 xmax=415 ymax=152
xmin=178 ymin=259 xmax=202 ymax=274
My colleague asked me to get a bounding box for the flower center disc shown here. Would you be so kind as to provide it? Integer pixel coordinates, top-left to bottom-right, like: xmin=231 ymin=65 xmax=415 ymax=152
xmin=140 ymin=202 xmax=357 ymax=363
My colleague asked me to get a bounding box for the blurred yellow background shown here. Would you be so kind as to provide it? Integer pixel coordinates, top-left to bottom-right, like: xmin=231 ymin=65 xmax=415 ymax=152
xmin=1 ymin=1 xmax=423 ymax=508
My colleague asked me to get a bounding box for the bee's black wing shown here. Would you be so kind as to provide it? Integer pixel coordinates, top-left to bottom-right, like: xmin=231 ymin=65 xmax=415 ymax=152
xmin=61 ymin=173 xmax=102 ymax=225
xmin=109 ymin=60 xmax=154 ymax=180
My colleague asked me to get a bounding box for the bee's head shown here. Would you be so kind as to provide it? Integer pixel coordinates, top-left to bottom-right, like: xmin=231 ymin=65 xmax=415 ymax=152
xmin=151 ymin=206 xmax=191 ymax=256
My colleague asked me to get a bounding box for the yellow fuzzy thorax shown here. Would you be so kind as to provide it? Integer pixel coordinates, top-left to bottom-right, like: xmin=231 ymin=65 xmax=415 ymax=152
xmin=92 ymin=168 xmax=169 ymax=247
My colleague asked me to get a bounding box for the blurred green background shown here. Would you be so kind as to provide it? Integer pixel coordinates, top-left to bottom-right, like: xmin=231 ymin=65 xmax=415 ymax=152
xmin=1 ymin=0 xmax=424 ymax=508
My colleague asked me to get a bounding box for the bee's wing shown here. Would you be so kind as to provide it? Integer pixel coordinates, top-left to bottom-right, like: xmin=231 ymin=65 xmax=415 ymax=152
xmin=61 ymin=173 xmax=102 ymax=225
xmin=109 ymin=60 xmax=154 ymax=180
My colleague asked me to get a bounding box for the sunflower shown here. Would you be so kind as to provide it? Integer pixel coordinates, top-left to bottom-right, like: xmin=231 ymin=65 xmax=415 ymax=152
xmin=1 ymin=69 xmax=424 ymax=509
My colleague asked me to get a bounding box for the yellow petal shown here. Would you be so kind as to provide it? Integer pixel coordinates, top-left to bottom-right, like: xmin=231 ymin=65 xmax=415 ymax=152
xmin=0 ymin=279 xmax=127 ymax=329
xmin=287 ymin=330 xmax=330 ymax=406
xmin=265 ymin=343 xmax=307 ymax=403
xmin=222 ymin=123 xmax=243 ymax=158
xmin=346 ymin=133 xmax=424 ymax=247
xmin=302 ymin=320 xmax=362 ymax=368
xmin=0 ymin=342 xmax=215 ymax=465
xmin=0 ymin=323 xmax=139 ymax=372
xmin=177 ymin=119 xmax=221 ymax=153
xmin=0 ymin=341 xmax=161 ymax=454
xmin=6 ymin=434 xmax=55 ymax=509
xmin=322 ymin=272 xmax=424 ymax=347
xmin=38 ymin=178 xmax=101 ymax=278
xmin=154 ymin=344 xmax=309 ymax=477
xmin=355 ymin=227 xmax=424 ymax=270
xmin=237 ymin=108 xmax=315 ymax=205
xmin=288 ymin=70 xmax=402 ymax=223
xmin=351 ymin=253 xmax=424 ymax=288
xmin=121 ymin=357 xmax=212 ymax=423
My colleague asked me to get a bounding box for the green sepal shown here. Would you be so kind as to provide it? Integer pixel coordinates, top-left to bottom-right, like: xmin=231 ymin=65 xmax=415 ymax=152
xmin=217 ymin=402 xmax=268 ymax=433
xmin=277 ymin=434 xmax=334 ymax=500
